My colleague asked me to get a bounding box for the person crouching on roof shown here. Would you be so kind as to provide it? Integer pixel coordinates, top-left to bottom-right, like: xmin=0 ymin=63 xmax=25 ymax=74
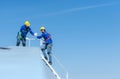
xmin=16 ymin=21 xmax=38 ymax=47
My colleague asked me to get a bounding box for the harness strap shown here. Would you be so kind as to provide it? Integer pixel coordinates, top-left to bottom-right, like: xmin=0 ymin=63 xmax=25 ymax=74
xmin=44 ymin=33 xmax=51 ymax=42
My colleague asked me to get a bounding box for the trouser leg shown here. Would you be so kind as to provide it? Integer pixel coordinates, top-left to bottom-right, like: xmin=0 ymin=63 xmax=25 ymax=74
xmin=16 ymin=38 xmax=20 ymax=46
xmin=41 ymin=44 xmax=48 ymax=60
xmin=22 ymin=38 xmax=26 ymax=47
xmin=47 ymin=43 xmax=52 ymax=64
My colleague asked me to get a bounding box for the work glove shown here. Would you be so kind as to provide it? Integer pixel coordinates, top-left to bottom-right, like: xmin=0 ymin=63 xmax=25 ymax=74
xmin=34 ymin=33 xmax=38 ymax=36
xmin=26 ymin=37 xmax=29 ymax=40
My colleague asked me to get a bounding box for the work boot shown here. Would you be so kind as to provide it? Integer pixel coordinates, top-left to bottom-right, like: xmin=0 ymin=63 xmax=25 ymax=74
xmin=44 ymin=56 xmax=48 ymax=60
xmin=49 ymin=61 xmax=52 ymax=65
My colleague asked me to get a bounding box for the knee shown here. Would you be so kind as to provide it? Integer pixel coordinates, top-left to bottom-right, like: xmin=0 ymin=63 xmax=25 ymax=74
xmin=47 ymin=52 xmax=51 ymax=55
xmin=41 ymin=48 xmax=45 ymax=51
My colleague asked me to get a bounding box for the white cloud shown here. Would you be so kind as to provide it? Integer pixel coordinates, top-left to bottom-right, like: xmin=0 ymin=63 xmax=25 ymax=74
xmin=43 ymin=3 xmax=116 ymax=17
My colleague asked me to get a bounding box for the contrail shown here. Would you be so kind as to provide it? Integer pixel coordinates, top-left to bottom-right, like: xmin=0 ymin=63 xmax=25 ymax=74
xmin=42 ymin=3 xmax=116 ymax=17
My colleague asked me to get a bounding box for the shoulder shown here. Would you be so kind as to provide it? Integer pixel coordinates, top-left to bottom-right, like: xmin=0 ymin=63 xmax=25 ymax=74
xmin=44 ymin=31 xmax=51 ymax=36
xmin=46 ymin=31 xmax=51 ymax=36
xmin=44 ymin=31 xmax=50 ymax=34
xmin=42 ymin=31 xmax=48 ymax=35
xmin=21 ymin=25 xmax=25 ymax=28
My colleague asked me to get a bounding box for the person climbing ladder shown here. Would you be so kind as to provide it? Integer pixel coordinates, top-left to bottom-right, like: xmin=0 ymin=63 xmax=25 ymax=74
xmin=37 ymin=26 xmax=53 ymax=65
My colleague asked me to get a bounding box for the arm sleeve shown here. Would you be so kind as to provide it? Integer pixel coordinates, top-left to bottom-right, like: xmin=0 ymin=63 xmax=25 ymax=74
xmin=37 ymin=35 xmax=42 ymax=39
xmin=29 ymin=28 xmax=34 ymax=36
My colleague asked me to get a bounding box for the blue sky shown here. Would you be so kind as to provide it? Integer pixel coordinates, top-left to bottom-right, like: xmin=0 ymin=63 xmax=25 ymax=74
xmin=0 ymin=0 xmax=120 ymax=79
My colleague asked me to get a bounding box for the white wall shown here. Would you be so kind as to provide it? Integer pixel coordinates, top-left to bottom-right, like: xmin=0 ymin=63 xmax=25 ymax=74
xmin=0 ymin=47 xmax=57 ymax=79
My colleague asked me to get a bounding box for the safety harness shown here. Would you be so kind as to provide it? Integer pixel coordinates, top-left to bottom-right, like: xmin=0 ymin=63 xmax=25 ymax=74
xmin=44 ymin=33 xmax=51 ymax=42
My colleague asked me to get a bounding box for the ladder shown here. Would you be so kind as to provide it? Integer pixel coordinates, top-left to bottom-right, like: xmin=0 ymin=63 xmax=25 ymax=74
xmin=26 ymin=38 xmax=68 ymax=79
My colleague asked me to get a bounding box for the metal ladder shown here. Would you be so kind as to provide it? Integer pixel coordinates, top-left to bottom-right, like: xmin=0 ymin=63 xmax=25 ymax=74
xmin=26 ymin=38 xmax=68 ymax=79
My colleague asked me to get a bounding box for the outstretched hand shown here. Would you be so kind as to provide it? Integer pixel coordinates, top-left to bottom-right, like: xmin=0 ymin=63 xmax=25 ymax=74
xmin=34 ymin=33 xmax=38 ymax=36
xmin=26 ymin=37 xmax=29 ymax=40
